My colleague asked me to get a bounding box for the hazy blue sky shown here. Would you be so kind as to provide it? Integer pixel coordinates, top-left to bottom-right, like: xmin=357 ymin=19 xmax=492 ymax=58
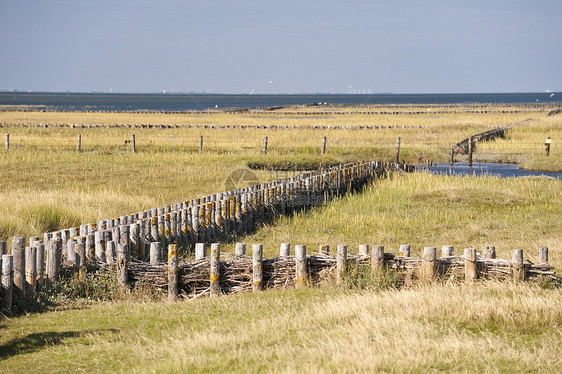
xmin=1 ymin=0 xmax=560 ymax=94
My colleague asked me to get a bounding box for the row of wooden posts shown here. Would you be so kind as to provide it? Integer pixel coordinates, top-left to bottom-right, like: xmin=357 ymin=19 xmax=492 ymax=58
xmin=1 ymin=239 xmax=553 ymax=313
xmin=3 ymin=133 xmax=400 ymax=156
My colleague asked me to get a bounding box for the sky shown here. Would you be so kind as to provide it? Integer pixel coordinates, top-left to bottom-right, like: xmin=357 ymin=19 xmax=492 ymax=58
xmin=0 ymin=0 xmax=560 ymax=94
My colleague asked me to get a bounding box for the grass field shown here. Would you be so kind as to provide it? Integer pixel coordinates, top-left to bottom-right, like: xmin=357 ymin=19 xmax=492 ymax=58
xmin=1 ymin=106 xmax=561 ymax=372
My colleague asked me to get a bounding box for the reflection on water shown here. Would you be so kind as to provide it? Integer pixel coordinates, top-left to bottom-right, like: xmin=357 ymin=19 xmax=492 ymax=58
xmin=416 ymin=163 xmax=562 ymax=180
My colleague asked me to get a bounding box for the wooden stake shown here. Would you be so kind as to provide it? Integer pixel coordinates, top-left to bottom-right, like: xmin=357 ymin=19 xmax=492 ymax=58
xmin=336 ymin=245 xmax=347 ymax=284
xmin=77 ymin=134 xmax=81 ymax=152
xmin=295 ymin=244 xmax=307 ymax=287
xmin=12 ymin=237 xmax=25 ymax=296
xmin=210 ymin=243 xmax=220 ymax=297
xmin=394 ymin=136 xmax=401 ymax=165
xmin=35 ymin=240 xmax=45 ymax=287
xmin=422 ymin=247 xmax=437 ymax=281
xmin=195 ymin=242 xmax=206 ymax=259
xmin=1 ymin=254 xmax=13 ymax=314
xmin=76 ymin=242 xmax=86 ymax=281
xmin=262 ymin=136 xmax=268 ymax=155
xmin=94 ymin=231 xmax=106 ymax=262
xmin=441 ymin=245 xmax=454 ymax=257
xmin=199 ymin=135 xmax=203 ymax=153
xmin=150 ymin=242 xmax=162 ymax=264
xmin=116 ymin=244 xmax=128 ymax=288
xmin=371 ymin=245 xmax=384 ymax=274
xmin=538 ymin=247 xmax=549 ymax=265
xmin=321 ymin=136 xmax=327 ymax=154
xmin=464 ymin=248 xmax=478 ymax=282
xmin=319 ymin=244 xmax=329 ymax=256
xmin=25 ymin=246 xmax=37 ymax=293
xmin=5 ymin=134 xmax=9 ymax=151
xmin=399 ymin=244 xmax=410 ymax=257
xmin=512 ymin=249 xmax=525 ymax=282
xmin=279 ymin=243 xmax=290 ymax=257
xmin=168 ymin=244 xmax=178 ymax=301
xmin=358 ymin=244 xmax=369 ymax=256
xmin=235 ymin=243 xmax=246 ymax=257
xmin=131 ymin=134 xmax=136 ymax=153
xmin=468 ymin=136 xmax=474 ymax=168
xmin=252 ymin=244 xmax=263 ymax=291
xmin=482 ymin=245 xmax=496 ymax=259
xmin=0 ymin=240 xmax=6 ymax=256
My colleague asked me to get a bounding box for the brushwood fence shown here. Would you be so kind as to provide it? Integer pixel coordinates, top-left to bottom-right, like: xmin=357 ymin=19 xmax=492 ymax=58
xmin=0 ymin=160 xmax=411 ymax=313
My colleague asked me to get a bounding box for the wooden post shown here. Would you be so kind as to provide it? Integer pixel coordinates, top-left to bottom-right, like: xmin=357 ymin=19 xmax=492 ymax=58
xmin=399 ymin=244 xmax=410 ymax=257
xmin=545 ymin=137 xmax=551 ymax=157
xmin=199 ymin=135 xmax=203 ymax=153
xmin=262 ymin=136 xmax=268 ymax=155
xmin=280 ymin=243 xmax=290 ymax=257
xmin=195 ymin=242 xmax=206 ymax=259
xmin=512 ymin=249 xmax=525 ymax=282
xmin=116 ymin=244 xmax=128 ymax=288
xmin=358 ymin=244 xmax=369 ymax=256
xmin=76 ymin=242 xmax=86 ymax=281
xmin=168 ymin=244 xmax=178 ymax=301
xmin=1 ymin=254 xmax=13 ymax=314
xmin=319 ymin=244 xmax=329 ymax=255
xmin=252 ymin=244 xmax=263 ymax=291
xmin=321 ymin=136 xmax=327 ymax=155
xmin=67 ymin=239 xmax=77 ymax=267
xmin=12 ymin=237 xmax=25 ymax=296
xmin=450 ymin=145 xmax=454 ymax=165
xmin=5 ymin=133 xmax=9 ymax=151
xmin=394 ymin=136 xmax=401 ymax=165
xmin=441 ymin=245 xmax=454 ymax=257
xmin=94 ymin=231 xmax=106 ymax=262
xmin=468 ymin=136 xmax=474 ymax=168
xmin=46 ymin=239 xmax=61 ymax=282
xmin=150 ymin=242 xmax=162 ymax=264
xmin=336 ymin=245 xmax=347 ymax=284
xmin=464 ymin=248 xmax=478 ymax=282
xmin=25 ymin=246 xmax=37 ymax=293
xmin=371 ymin=245 xmax=384 ymax=274
xmin=35 ymin=241 xmax=45 ymax=287
xmin=482 ymin=245 xmax=496 ymax=259
xmin=131 ymin=134 xmax=136 ymax=153
xmin=0 ymin=240 xmax=6 ymax=256
xmin=422 ymin=247 xmax=437 ymax=281
xmin=77 ymin=134 xmax=82 ymax=152
xmin=210 ymin=243 xmax=220 ymax=297
xmin=235 ymin=242 xmax=246 ymax=257
xmin=130 ymin=223 xmax=140 ymax=259
xmin=86 ymin=233 xmax=95 ymax=259
xmin=106 ymin=241 xmax=116 ymax=264
xmin=538 ymin=247 xmax=549 ymax=265
xmin=295 ymin=244 xmax=307 ymax=287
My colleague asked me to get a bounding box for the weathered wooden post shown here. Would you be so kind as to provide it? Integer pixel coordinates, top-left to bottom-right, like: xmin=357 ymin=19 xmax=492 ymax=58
xmin=210 ymin=243 xmax=220 ymax=297
xmin=358 ymin=244 xmax=369 ymax=256
xmin=25 ymin=246 xmax=37 ymax=293
xmin=76 ymin=241 xmax=86 ymax=281
xmin=336 ymin=245 xmax=347 ymax=284
xmin=422 ymin=247 xmax=437 ymax=281
xmin=295 ymin=244 xmax=307 ymax=287
xmin=195 ymin=242 xmax=206 ymax=259
xmin=394 ymin=136 xmax=401 ymax=165
xmin=1 ymin=254 xmax=13 ymax=314
xmin=46 ymin=239 xmax=61 ymax=282
xmin=5 ymin=134 xmax=9 ymax=151
xmin=441 ymin=245 xmax=454 ymax=257
xmin=106 ymin=241 xmax=116 ymax=264
xmin=371 ymin=245 xmax=385 ymax=274
xmin=130 ymin=223 xmax=140 ymax=259
xmin=0 ymin=240 xmax=6 ymax=256
xmin=399 ymin=244 xmax=411 ymax=257
xmin=117 ymin=244 xmax=128 ymax=288
xmin=67 ymin=239 xmax=77 ymax=268
xmin=35 ymin=240 xmax=45 ymax=287
xmin=12 ymin=237 xmax=25 ymax=296
xmin=235 ymin=243 xmax=246 ymax=257
xmin=77 ymin=134 xmax=82 ymax=152
xmin=464 ymin=248 xmax=478 ymax=282
xmin=150 ymin=242 xmax=162 ymax=264
xmin=538 ymin=247 xmax=549 ymax=265
xmin=199 ymin=135 xmax=203 ymax=153
xmin=545 ymin=137 xmax=551 ymax=157
xmin=94 ymin=231 xmax=106 ymax=262
xmin=482 ymin=245 xmax=496 ymax=259
xmin=262 ymin=136 xmax=268 ymax=155
xmin=512 ymin=249 xmax=525 ymax=282
xmin=131 ymin=134 xmax=136 ymax=153
xmin=468 ymin=136 xmax=474 ymax=168
xmin=86 ymin=233 xmax=95 ymax=259
xmin=319 ymin=244 xmax=329 ymax=255
xmin=280 ymin=243 xmax=290 ymax=257
xmin=252 ymin=244 xmax=263 ymax=292
xmin=321 ymin=136 xmax=327 ymax=155
xmin=168 ymin=244 xmax=178 ymax=301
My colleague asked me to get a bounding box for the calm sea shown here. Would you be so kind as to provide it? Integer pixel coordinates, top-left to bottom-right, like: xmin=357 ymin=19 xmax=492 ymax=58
xmin=0 ymin=92 xmax=560 ymax=112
